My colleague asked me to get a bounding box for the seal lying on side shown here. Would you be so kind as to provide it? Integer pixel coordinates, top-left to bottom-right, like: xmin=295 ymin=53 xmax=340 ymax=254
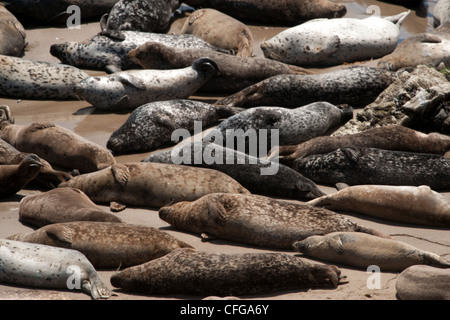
xmin=0 ymin=154 xmax=43 ymax=198
xmin=294 ymin=146 xmax=450 ymax=190
xmin=59 ymin=162 xmax=250 ymax=210
xmin=0 ymin=54 xmax=89 ymax=100
xmin=74 ymin=58 xmax=219 ymax=111
xmin=106 ymin=99 xmax=242 ymax=154
xmin=180 ymin=9 xmax=253 ymax=57
xmin=0 ymin=4 xmax=26 ymax=56
xmin=110 ymin=248 xmax=345 ymax=296
xmin=143 ymin=141 xmax=325 ymax=201
xmin=294 ymin=232 xmax=450 ymax=272
xmin=159 ymin=193 xmax=389 ymax=250
xmin=50 ymin=31 xmax=229 ymax=73
xmin=269 ymin=125 xmax=450 ymax=167
xmin=307 ymin=185 xmax=450 ymax=227
xmin=396 ymin=265 xmax=450 ymax=300
xmin=0 ymin=239 xmax=110 ymax=300
xmin=261 ymin=11 xmax=409 ymax=66
xmin=215 ymin=66 xmax=395 ymax=108
xmin=182 ymin=0 xmax=347 ymax=26
xmin=8 ymin=221 xmax=193 ymax=269
xmin=18 ymin=188 xmax=124 ymax=227
xmin=128 ymin=42 xmax=313 ymax=93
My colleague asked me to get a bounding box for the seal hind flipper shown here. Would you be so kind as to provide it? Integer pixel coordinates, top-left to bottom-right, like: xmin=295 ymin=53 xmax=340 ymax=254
xmin=82 ymin=272 xmax=111 ymax=300
xmin=99 ymin=13 xmax=126 ymax=41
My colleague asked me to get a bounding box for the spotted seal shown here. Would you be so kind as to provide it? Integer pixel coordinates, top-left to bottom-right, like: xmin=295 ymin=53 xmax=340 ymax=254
xmin=260 ymin=11 xmax=410 ymax=67
xmin=159 ymin=193 xmax=389 ymax=250
xmin=7 ymin=221 xmax=193 ymax=269
xmin=110 ymin=248 xmax=345 ymax=296
xmin=73 ymin=58 xmax=219 ymax=111
xmin=18 ymin=188 xmax=124 ymax=228
xmin=293 ymin=232 xmax=450 ymax=271
xmin=215 ymin=66 xmax=396 ymax=108
xmin=0 ymin=54 xmax=89 ymax=100
xmin=128 ymin=41 xmax=313 ymax=93
xmin=180 ymin=8 xmax=253 ymax=57
xmin=0 ymin=4 xmax=26 ymax=56
xmin=106 ymin=99 xmax=242 ymax=155
xmin=59 ymin=162 xmax=249 ymax=210
xmin=0 ymin=239 xmax=110 ymax=300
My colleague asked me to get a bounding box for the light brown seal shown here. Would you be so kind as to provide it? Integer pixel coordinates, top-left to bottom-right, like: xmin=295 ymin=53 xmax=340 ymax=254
xmin=396 ymin=265 xmax=450 ymax=300
xmin=59 ymin=162 xmax=250 ymax=210
xmin=159 ymin=193 xmax=389 ymax=250
xmin=0 ymin=4 xmax=26 ymax=56
xmin=180 ymin=8 xmax=253 ymax=57
xmin=293 ymin=232 xmax=450 ymax=272
xmin=18 ymin=187 xmax=124 ymax=228
xmin=307 ymin=185 xmax=450 ymax=227
xmin=7 ymin=221 xmax=193 ymax=269
xmin=110 ymin=248 xmax=346 ymax=296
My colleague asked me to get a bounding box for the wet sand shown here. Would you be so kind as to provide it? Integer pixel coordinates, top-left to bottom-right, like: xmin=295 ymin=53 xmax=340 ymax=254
xmin=0 ymin=0 xmax=449 ymax=301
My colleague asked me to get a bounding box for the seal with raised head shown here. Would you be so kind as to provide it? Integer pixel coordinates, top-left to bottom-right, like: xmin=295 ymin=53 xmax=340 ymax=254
xmin=0 ymin=54 xmax=89 ymax=100
xmin=0 ymin=239 xmax=110 ymax=300
xmin=128 ymin=41 xmax=313 ymax=93
xmin=110 ymin=248 xmax=345 ymax=296
xmin=182 ymin=0 xmax=346 ymax=26
xmin=0 ymin=4 xmax=26 ymax=56
xmin=106 ymin=99 xmax=242 ymax=155
xmin=293 ymin=232 xmax=450 ymax=271
xmin=307 ymin=185 xmax=450 ymax=227
xmin=59 ymin=162 xmax=250 ymax=211
xmin=294 ymin=146 xmax=450 ymax=190
xmin=0 ymin=154 xmax=43 ymax=198
xmin=7 ymin=221 xmax=193 ymax=269
xmin=73 ymin=58 xmax=219 ymax=111
xmin=396 ymin=265 xmax=450 ymax=300
xmin=18 ymin=188 xmax=124 ymax=228
xmin=270 ymin=125 xmax=450 ymax=167
xmin=50 ymin=31 xmax=229 ymax=73
xmin=215 ymin=66 xmax=396 ymax=108
xmin=180 ymin=8 xmax=253 ymax=57
xmin=159 ymin=193 xmax=389 ymax=250
xmin=260 ymin=11 xmax=410 ymax=67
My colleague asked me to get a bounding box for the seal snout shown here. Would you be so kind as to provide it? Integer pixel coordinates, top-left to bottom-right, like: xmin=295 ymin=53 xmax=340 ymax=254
xmin=50 ymin=43 xmax=68 ymax=59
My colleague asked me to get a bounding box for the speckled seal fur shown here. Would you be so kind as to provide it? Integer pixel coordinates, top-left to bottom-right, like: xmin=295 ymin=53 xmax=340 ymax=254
xmin=159 ymin=193 xmax=389 ymax=250
xmin=110 ymin=248 xmax=345 ymax=296
xmin=7 ymin=221 xmax=193 ymax=269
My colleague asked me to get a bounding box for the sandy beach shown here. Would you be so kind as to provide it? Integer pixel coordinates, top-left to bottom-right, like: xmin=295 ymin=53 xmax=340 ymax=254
xmin=0 ymin=0 xmax=449 ymax=303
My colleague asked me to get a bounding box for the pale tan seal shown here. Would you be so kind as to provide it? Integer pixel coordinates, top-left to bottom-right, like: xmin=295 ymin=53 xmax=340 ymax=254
xmin=0 ymin=4 xmax=26 ymax=56
xmin=307 ymin=185 xmax=450 ymax=228
xmin=7 ymin=221 xmax=193 ymax=269
xmin=180 ymin=9 xmax=253 ymax=57
xmin=59 ymin=162 xmax=250 ymax=211
xmin=18 ymin=187 xmax=124 ymax=228
xmin=110 ymin=248 xmax=346 ymax=296
xmin=293 ymin=232 xmax=450 ymax=272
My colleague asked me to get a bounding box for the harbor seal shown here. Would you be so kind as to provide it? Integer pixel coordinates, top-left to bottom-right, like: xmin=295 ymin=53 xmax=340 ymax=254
xmin=0 ymin=154 xmax=43 ymax=198
xmin=307 ymin=185 xmax=450 ymax=227
xmin=0 ymin=239 xmax=110 ymax=300
xmin=18 ymin=188 xmax=124 ymax=227
xmin=106 ymin=99 xmax=242 ymax=154
xmin=180 ymin=9 xmax=253 ymax=57
xmin=260 ymin=11 xmax=410 ymax=67
xmin=73 ymin=58 xmax=219 ymax=111
xmin=293 ymin=146 xmax=450 ymax=190
xmin=215 ymin=66 xmax=396 ymax=108
xmin=0 ymin=4 xmax=26 ymax=56
xmin=59 ymin=162 xmax=250 ymax=210
xmin=159 ymin=193 xmax=389 ymax=250
xmin=7 ymin=221 xmax=193 ymax=269
xmin=128 ymin=41 xmax=313 ymax=93
xmin=270 ymin=125 xmax=450 ymax=167
xmin=293 ymin=232 xmax=450 ymax=271
xmin=396 ymin=265 xmax=450 ymax=300
xmin=0 ymin=54 xmax=89 ymax=100
xmin=50 ymin=31 xmax=229 ymax=73
xmin=110 ymin=248 xmax=345 ymax=296
xmin=182 ymin=0 xmax=347 ymax=26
